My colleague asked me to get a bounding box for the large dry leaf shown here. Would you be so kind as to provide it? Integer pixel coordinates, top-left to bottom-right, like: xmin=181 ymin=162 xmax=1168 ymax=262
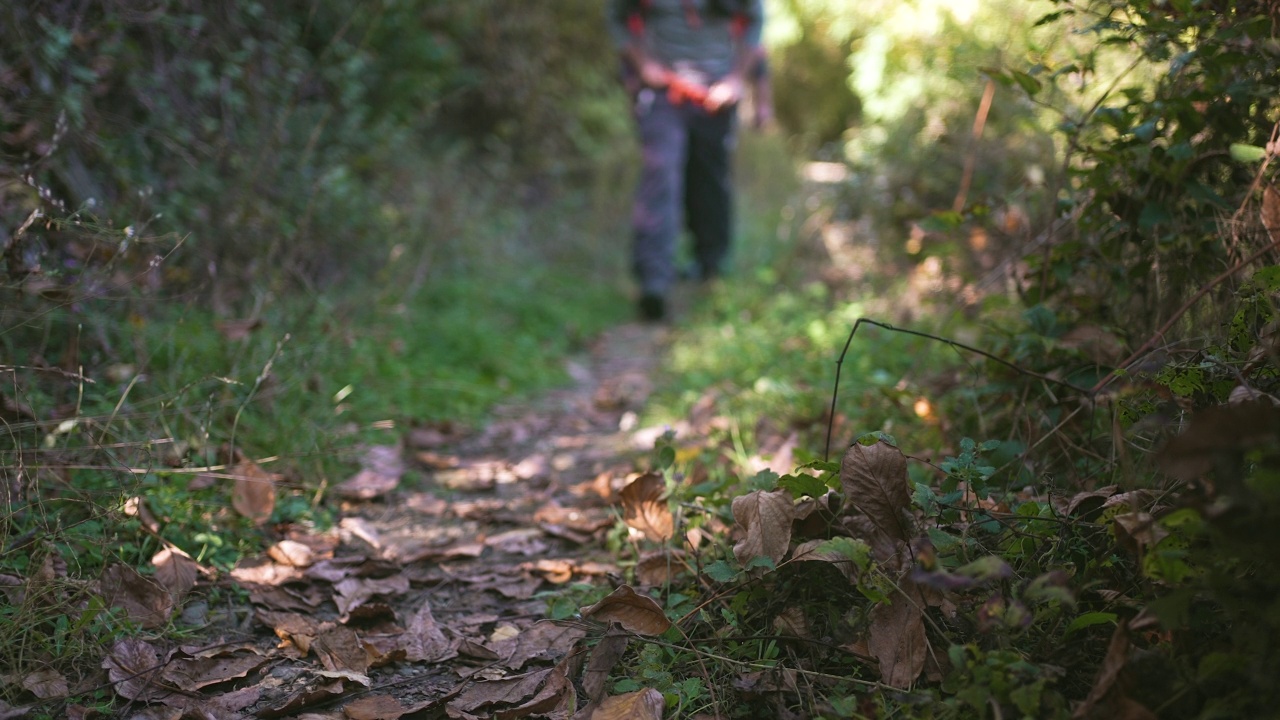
xmin=314 ymin=626 xmax=371 ymax=677
xmin=231 ymin=556 xmax=306 ymax=586
xmin=1263 ymin=184 xmax=1280 ymax=244
xmin=635 ymin=550 xmax=688 ymax=586
xmin=590 ymin=688 xmax=664 ymax=720
xmin=490 ymin=621 xmax=588 ymax=671
xmin=99 ymin=563 xmax=174 ymax=629
xmin=230 ymin=457 xmax=278 ymax=525
xmin=336 ymin=445 xmax=404 ymax=500
xmin=1073 ymin=622 xmax=1132 ymax=719
xmin=446 ymin=667 xmax=554 ymax=717
xmin=840 ymin=441 xmax=913 ymax=550
xmin=21 ymin=668 xmax=68 ymax=699
xmin=151 ymin=547 xmax=199 ymax=602
xmin=619 ymin=473 xmax=674 ymax=542
xmin=102 ymin=638 xmax=178 ymax=703
xmin=333 ymin=574 xmax=410 ymax=618
xmin=580 ymin=585 xmax=672 ymax=636
xmin=260 ymin=610 xmax=334 ymax=655
xmin=269 ymin=540 xmax=316 ymax=567
xmin=867 ymin=582 xmax=928 ymax=689
xmin=344 ymin=695 xmax=408 ymax=720
xmin=161 ymin=651 xmax=266 ymax=690
xmin=731 ymin=489 xmax=795 ymax=568
xmin=403 ymin=598 xmax=456 ymax=663
xmin=582 ymin=628 xmax=630 ymax=707
xmin=258 ymin=677 xmax=348 ymax=718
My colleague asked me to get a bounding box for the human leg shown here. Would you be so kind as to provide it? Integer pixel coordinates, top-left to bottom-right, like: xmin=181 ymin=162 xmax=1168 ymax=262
xmin=632 ymin=92 xmax=688 ymax=317
xmin=684 ymin=106 xmax=736 ymax=280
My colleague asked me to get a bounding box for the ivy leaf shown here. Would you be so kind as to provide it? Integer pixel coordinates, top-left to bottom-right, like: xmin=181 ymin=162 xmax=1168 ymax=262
xmin=1066 ymin=611 xmax=1118 ymax=636
xmin=778 ymin=473 xmax=828 ymax=499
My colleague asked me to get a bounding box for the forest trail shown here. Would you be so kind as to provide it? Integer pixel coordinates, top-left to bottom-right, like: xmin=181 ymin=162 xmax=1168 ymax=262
xmin=175 ymin=321 xmax=679 ymax=718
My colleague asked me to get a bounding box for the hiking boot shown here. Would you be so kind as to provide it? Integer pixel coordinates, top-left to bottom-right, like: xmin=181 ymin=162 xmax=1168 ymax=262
xmin=637 ymin=293 xmax=666 ymax=322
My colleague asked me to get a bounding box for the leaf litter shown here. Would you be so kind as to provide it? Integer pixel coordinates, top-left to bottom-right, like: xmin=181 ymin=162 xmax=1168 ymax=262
xmin=72 ymin=324 xmax=677 ymax=718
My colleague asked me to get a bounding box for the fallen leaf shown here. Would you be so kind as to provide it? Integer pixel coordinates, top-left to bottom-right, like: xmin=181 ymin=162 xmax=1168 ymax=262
xmin=731 ymin=489 xmax=795 ymax=568
xmin=590 ymin=688 xmax=664 ymax=720
xmin=152 ymin=547 xmax=199 ymax=602
xmin=259 ymin=610 xmax=334 ymax=655
xmin=403 ymin=598 xmax=456 ymax=663
xmin=867 ymin=581 xmax=929 ymax=688
xmin=484 ymin=528 xmax=550 ymax=556
xmin=269 ymin=540 xmax=317 ymax=567
xmin=1112 ymin=512 xmax=1168 ymax=556
xmin=259 ymin=677 xmax=349 ymax=718
xmin=580 ymin=585 xmax=672 ymax=636
xmin=230 ymin=457 xmax=278 ymax=525
xmin=102 ymin=638 xmax=178 ymax=703
xmin=314 ymin=626 xmax=371 ymax=677
xmin=582 ymin=628 xmax=630 ymax=707
xmin=446 ymin=667 xmax=554 ymax=717
xmin=1073 ymin=622 xmax=1132 ymax=719
xmin=494 ymin=621 xmax=587 ymax=671
xmin=231 ymin=557 xmax=306 ymax=586
xmin=635 ymin=550 xmax=688 ymax=586
xmin=773 ymin=606 xmax=809 ymax=638
xmin=333 ymin=574 xmax=410 ymax=619
xmin=1262 ymin=184 xmax=1280 ymax=244
xmin=335 ymin=469 xmax=400 ymax=501
xmin=161 ymin=650 xmax=267 ymax=691
xmin=22 ymin=668 xmax=68 ymax=699
xmin=344 ymin=695 xmax=408 ymax=720
xmin=620 ymin=473 xmax=674 ymax=542
xmin=100 ymin=563 xmax=174 ymax=629
xmin=840 ymin=441 xmax=913 ymax=552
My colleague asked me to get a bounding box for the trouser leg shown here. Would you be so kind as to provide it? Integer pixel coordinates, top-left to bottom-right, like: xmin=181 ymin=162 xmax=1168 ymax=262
xmin=632 ymin=93 xmax=687 ymax=297
xmin=684 ymin=106 xmax=736 ymax=279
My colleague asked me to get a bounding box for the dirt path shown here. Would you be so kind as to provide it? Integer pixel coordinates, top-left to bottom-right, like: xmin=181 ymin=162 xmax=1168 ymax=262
xmin=173 ymin=322 xmax=675 ymax=718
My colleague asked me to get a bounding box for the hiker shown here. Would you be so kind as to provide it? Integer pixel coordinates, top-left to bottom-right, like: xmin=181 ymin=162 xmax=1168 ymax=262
xmin=608 ymin=0 xmax=765 ymax=321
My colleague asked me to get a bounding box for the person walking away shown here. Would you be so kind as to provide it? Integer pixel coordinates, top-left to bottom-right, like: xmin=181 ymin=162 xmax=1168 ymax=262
xmin=608 ymin=0 xmax=765 ymax=321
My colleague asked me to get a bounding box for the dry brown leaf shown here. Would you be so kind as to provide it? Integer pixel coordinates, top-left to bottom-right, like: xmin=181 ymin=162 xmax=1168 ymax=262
xmin=485 ymin=528 xmax=550 ymax=556
xmin=260 ymin=610 xmax=334 ymax=655
xmin=232 ymin=556 xmax=307 ymax=586
xmin=1262 ymin=184 xmax=1280 ymax=244
xmin=21 ymin=668 xmax=68 ymax=699
xmin=1113 ymin=512 xmax=1168 ymax=556
xmin=259 ymin=677 xmax=348 ymax=718
xmin=335 ymin=469 xmax=400 ymax=501
xmin=635 ymin=550 xmax=688 ymax=586
xmin=1073 ymin=622 xmax=1132 ymax=719
xmin=230 ymin=457 xmax=278 ymax=525
xmin=99 ymin=563 xmax=174 ymax=629
xmin=867 ymin=581 xmax=929 ymax=689
xmin=731 ymin=489 xmax=795 ymax=568
xmin=102 ymin=638 xmax=178 ymax=703
xmin=590 ymin=688 xmax=664 ymax=720
xmin=619 ymin=473 xmax=674 ymax=542
xmin=344 ymin=695 xmax=408 ymax=720
xmin=269 ymin=540 xmax=317 ymax=567
xmin=580 ymin=585 xmax=672 ymax=636
xmin=582 ymin=628 xmax=630 ymax=708
xmin=151 ymin=547 xmax=199 ymax=602
xmin=403 ymin=598 xmax=456 ymax=663
xmin=495 ymin=621 xmax=587 ymax=671
xmin=446 ymin=667 xmax=554 ymax=717
xmin=314 ymin=626 xmax=371 ymax=677
xmin=161 ymin=651 xmax=266 ymax=691
xmin=333 ymin=574 xmax=410 ymax=619
xmin=772 ymin=606 xmax=810 ymax=638
xmin=841 ymin=441 xmax=913 ymax=550
xmin=790 ymin=539 xmax=859 ymax=582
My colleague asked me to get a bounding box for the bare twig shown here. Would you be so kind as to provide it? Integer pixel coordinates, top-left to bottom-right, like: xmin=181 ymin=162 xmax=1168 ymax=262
xmin=825 ymin=318 xmax=1094 ymax=460
xmin=1092 ymin=235 xmax=1280 ymax=394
